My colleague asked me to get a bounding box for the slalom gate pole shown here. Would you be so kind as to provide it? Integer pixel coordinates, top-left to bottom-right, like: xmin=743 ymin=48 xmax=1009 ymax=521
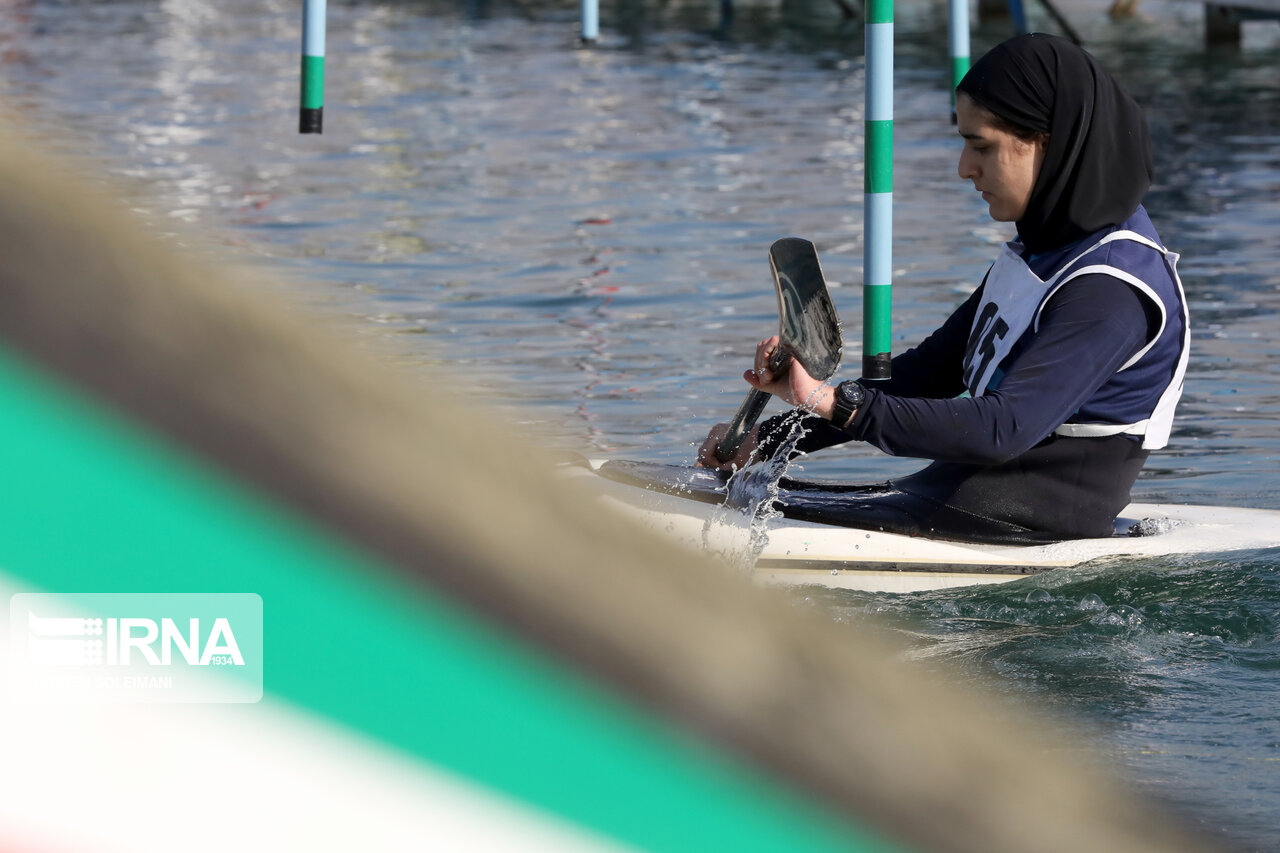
xmin=581 ymin=0 xmax=599 ymax=43
xmin=948 ymin=0 xmax=970 ymax=122
xmin=300 ymin=0 xmax=326 ymax=133
xmin=863 ymin=0 xmax=893 ymax=380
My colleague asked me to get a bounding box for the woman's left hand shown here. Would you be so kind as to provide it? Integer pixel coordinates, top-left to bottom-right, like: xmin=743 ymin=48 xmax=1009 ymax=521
xmin=696 ymin=422 xmax=760 ymax=470
xmin=747 ymin=336 xmax=834 ymax=419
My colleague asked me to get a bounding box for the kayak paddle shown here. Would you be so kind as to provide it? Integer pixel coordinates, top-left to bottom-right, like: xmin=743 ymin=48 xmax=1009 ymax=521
xmin=714 ymin=237 xmax=843 ymax=463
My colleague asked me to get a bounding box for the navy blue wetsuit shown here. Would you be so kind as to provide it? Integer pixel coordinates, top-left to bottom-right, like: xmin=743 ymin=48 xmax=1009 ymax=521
xmin=757 ymin=217 xmax=1180 ymax=543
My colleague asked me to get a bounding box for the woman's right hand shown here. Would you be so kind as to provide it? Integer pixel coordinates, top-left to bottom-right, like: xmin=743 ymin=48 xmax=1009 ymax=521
xmin=746 ymin=336 xmax=832 ymax=419
xmin=696 ymin=422 xmax=761 ymax=471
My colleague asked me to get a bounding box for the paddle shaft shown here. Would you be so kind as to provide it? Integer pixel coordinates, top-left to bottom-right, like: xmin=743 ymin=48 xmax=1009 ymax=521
xmin=715 ymin=349 xmax=790 ymax=463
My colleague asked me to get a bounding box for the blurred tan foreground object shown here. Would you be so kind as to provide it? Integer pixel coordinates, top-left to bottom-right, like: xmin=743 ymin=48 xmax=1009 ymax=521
xmin=0 ymin=122 xmax=1221 ymax=853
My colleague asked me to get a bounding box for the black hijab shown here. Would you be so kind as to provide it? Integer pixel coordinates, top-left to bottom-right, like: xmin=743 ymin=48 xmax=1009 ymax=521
xmin=956 ymin=33 xmax=1153 ymax=254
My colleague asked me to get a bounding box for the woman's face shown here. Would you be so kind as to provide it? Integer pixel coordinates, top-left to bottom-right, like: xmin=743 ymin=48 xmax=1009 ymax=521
xmin=956 ymin=93 xmax=1047 ymax=223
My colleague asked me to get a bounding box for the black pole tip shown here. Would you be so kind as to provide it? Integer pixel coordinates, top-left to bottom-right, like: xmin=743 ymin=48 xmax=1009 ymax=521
xmin=862 ymin=353 xmax=892 ymax=381
xmin=299 ymin=107 xmax=323 ymax=134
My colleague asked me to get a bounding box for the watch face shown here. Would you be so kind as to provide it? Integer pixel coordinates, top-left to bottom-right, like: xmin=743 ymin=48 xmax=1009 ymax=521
xmin=831 ymin=380 xmax=862 ymax=426
xmin=838 ymin=381 xmax=863 ymax=407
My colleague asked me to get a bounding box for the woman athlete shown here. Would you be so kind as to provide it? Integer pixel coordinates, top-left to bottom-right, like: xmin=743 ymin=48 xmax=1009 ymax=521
xmin=697 ymin=33 xmax=1189 ymax=544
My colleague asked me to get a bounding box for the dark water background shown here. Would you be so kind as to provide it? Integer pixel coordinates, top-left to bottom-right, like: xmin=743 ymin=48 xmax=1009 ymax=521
xmin=2 ymin=0 xmax=1279 ymax=848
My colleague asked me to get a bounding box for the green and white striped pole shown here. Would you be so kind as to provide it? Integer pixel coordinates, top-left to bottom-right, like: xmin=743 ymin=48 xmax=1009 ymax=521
xmin=863 ymin=0 xmax=893 ymax=380
xmin=300 ymin=0 xmax=326 ymax=133
xmin=948 ymin=0 xmax=970 ymax=122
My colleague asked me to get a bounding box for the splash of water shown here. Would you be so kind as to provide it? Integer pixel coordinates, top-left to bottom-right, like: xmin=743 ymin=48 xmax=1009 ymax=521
xmin=699 ymin=389 xmax=826 ymax=571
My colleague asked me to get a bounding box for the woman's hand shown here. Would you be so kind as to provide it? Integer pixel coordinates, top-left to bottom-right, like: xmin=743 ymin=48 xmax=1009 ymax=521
xmin=696 ymin=337 xmax=838 ymax=470
xmin=696 ymin=423 xmax=760 ymax=471
xmin=746 ymin=336 xmax=834 ymax=420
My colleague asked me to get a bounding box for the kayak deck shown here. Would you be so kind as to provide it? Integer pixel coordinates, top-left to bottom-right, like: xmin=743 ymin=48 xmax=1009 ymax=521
xmin=565 ymin=458 xmax=1280 ymax=593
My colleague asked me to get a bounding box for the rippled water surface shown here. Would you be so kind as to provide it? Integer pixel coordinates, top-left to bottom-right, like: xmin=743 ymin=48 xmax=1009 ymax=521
xmin=3 ymin=0 xmax=1279 ymax=849
xmin=797 ymin=550 xmax=1280 ymax=848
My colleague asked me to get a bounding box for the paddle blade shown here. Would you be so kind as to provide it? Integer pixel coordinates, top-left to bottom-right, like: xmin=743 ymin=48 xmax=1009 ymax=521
xmin=769 ymin=238 xmax=842 ymax=381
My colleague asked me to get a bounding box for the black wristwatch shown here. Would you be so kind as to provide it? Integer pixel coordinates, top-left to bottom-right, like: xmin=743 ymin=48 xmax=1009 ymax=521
xmin=829 ymin=380 xmax=865 ymax=429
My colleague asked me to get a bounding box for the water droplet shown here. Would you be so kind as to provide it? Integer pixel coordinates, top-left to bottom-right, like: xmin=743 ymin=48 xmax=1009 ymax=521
xmin=1026 ymin=588 xmax=1051 ymax=604
xmin=1079 ymin=593 xmax=1106 ymax=611
xmin=1111 ymin=604 xmax=1145 ymax=626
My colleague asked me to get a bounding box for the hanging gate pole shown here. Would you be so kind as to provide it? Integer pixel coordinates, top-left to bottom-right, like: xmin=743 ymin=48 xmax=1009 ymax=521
xmin=300 ymin=0 xmax=326 ymax=133
xmin=863 ymin=0 xmax=893 ymax=380
xmin=948 ymin=0 xmax=970 ymax=122
xmin=581 ymin=0 xmax=599 ymax=43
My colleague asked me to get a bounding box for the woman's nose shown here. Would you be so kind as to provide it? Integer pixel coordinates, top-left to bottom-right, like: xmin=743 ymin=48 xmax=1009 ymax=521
xmin=958 ymin=151 xmax=976 ymax=180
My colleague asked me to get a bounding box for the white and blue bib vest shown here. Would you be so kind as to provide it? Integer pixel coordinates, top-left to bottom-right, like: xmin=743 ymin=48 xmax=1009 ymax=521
xmin=960 ymin=207 xmax=1189 ymax=450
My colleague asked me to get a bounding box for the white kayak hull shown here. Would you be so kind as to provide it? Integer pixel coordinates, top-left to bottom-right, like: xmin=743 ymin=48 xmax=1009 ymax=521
xmin=565 ymin=459 xmax=1280 ymax=594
